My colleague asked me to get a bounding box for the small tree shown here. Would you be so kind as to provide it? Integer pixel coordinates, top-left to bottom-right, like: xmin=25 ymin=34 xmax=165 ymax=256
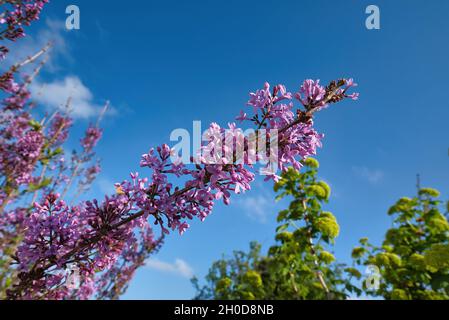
xmin=353 ymin=187 xmax=449 ymax=300
xmin=193 ymin=159 xmax=361 ymax=300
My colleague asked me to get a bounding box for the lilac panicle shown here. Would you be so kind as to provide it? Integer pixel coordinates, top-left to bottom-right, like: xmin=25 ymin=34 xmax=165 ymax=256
xmin=8 ymin=78 xmax=358 ymax=299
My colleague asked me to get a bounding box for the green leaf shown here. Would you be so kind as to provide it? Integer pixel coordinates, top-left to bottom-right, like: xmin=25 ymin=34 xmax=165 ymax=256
xmin=424 ymin=244 xmax=449 ymax=271
xmin=419 ymin=188 xmax=440 ymax=198
xmin=319 ymin=251 xmax=335 ymax=264
xmin=276 ymin=224 xmax=289 ymax=233
xmin=317 ymin=181 xmax=331 ymax=200
xmin=275 ymin=232 xmax=293 ymax=243
xmin=359 ymin=237 xmax=369 ymax=245
xmin=306 ymin=185 xmax=327 ymax=200
xmin=351 ymin=247 xmax=365 ymax=259
xmin=302 ymin=157 xmax=319 ymax=169
xmin=28 ymin=120 xmax=42 ymax=131
xmin=391 ymin=289 xmax=410 ymax=300
xmin=430 ymin=274 xmax=449 ymax=291
xmin=276 ymin=210 xmax=289 ymax=223
xmin=345 ymin=267 xmax=362 ymax=279
xmin=316 ymin=212 xmax=340 ymax=239
xmin=52 ymin=147 xmax=63 ymax=156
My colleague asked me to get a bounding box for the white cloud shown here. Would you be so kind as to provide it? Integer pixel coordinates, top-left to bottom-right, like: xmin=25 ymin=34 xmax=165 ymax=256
xmin=235 ymin=182 xmax=278 ymax=223
xmin=30 ymin=76 xmax=107 ymax=119
xmin=237 ymin=195 xmax=270 ymax=223
xmin=352 ymin=166 xmax=384 ymax=184
xmin=95 ymin=20 xmax=110 ymax=42
xmin=145 ymin=258 xmax=194 ymax=279
xmin=96 ymin=177 xmax=116 ymax=195
xmin=3 ymin=19 xmax=69 ymax=72
xmin=3 ymin=19 xmax=110 ymax=119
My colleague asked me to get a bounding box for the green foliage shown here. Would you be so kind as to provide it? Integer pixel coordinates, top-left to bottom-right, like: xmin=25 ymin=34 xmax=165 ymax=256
xmin=28 ymin=120 xmax=42 ymax=131
xmin=194 ymin=159 xmax=361 ymax=300
xmin=194 ymin=163 xmax=449 ymax=301
xmin=319 ymin=251 xmax=336 ymax=264
xmin=316 ymin=212 xmax=340 ymax=239
xmin=424 ymin=244 xmax=449 ymax=271
xmin=40 ymin=147 xmax=64 ymax=166
xmin=317 ymin=181 xmax=331 ymax=200
xmin=352 ymin=247 xmax=366 ymax=260
xmin=419 ymin=188 xmax=440 ymax=198
xmin=303 ymin=158 xmax=320 ymax=169
xmin=344 ymin=268 xmax=362 ymax=279
xmin=391 ymin=289 xmax=410 ymax=300
xmin=353 ymin=188 xmax=449 ymax=300
xmin=27 ymin=177 xmax=52 ymax=193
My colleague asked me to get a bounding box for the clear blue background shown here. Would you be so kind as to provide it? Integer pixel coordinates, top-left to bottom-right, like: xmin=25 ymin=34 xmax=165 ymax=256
xmin=19 ymin=0 xmax=449 ymax=299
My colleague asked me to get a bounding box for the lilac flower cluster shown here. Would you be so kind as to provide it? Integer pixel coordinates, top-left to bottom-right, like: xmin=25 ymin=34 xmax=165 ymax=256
xmin=48 ymin=113 xmax=73 ymax=145
xmin=137 ymin=143 xmax=253 ymax=233
xmin=0 ymin=0 xmax=48 ymax=61
xmin=96 ymin=228 xmax=163 ymax=300
xmin=0 ymin=71 xmax=19 ymax=93
xmin=0 ymin=2 xmax=114 ymax=299
xmin=59 ymin=124 xmax=105 ymax=199
xmin=11 ymin=190 xmax=157 ymax=299
xmin=74 ymin=162 xmax=101 ymax=197
xmin=0 ymin=123 xmax=44 ymax=198
xmin=0 ymin=67 xmax=42 ymax=206
xmin=0 ymin=0 xmax=48 ymax=43
xmin=2 ymin=82 xmax=30 ymax=110
xmin=7 ymin=79 xmax=358 ymax=299
xmin=240 ymin=79 xmax=358 ymax=177
xmin=80 ymin=126 xmax=103 ymax=154
xmin=13 ymin=130 xmax=44 ymax=184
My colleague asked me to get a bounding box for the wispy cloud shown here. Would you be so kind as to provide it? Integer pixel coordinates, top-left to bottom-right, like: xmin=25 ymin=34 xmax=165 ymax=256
xmin=235 ymin=182 xmax=278 ymax=223
xmin=3 ymin=19 xmax=70 ymax=72
xmin=30 ymin=76 xmax=108 ymax=119
xmin=96 ymin=177 xmax=116 ymax=195
xmin=95 ymin=20 xmax=110 ymax=42
xmin=145 ymin=258 xmax=194 ymax=278
xmin=4 ymin=19 xmax=111 ymax=119
xmin=352 ymin=166 xmax=384 ymax=184
xmin=237 ymin=195 xmax=270 ymax=223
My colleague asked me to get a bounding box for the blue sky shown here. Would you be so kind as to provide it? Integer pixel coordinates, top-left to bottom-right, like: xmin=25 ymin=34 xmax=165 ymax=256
xmin=10 ymin=0 xmax=449 ymax=299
